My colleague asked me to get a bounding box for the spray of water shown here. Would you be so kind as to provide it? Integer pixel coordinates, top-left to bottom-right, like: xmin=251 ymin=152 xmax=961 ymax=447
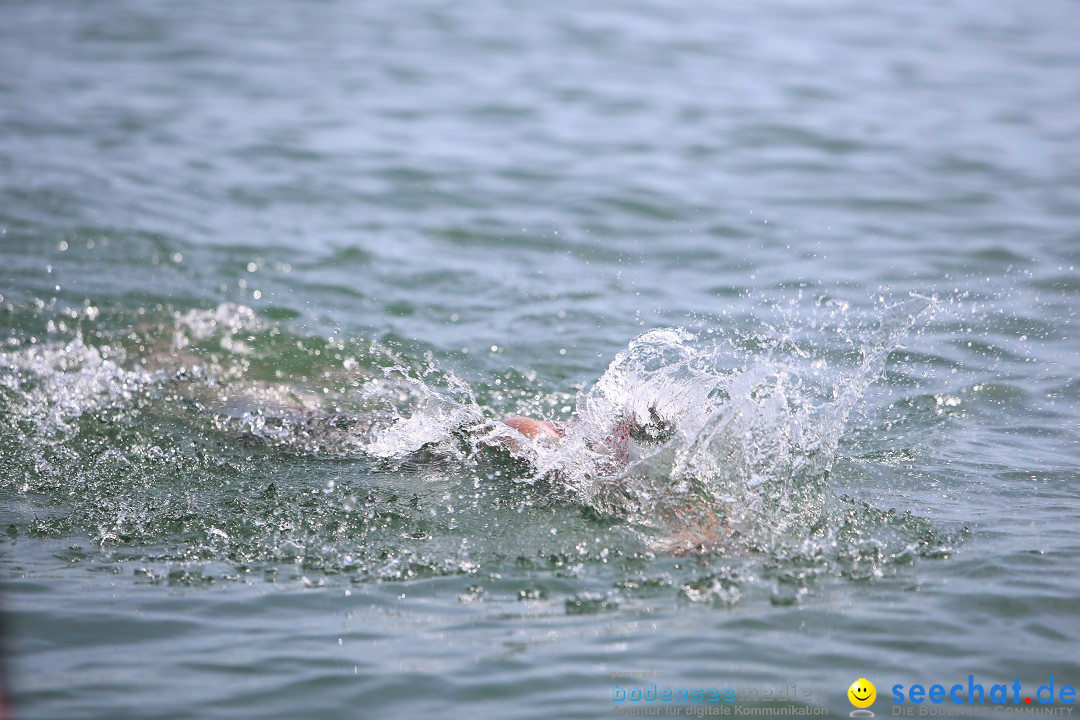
xmin=0 ymin=294 xmax=960 ymax=603
xmin=503 ymin=295 xmax=941 ymax=554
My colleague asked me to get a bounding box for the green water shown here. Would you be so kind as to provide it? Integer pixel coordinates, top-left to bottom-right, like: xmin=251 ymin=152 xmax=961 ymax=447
xmin=1 ymin=1 xmax=1078 ymax=718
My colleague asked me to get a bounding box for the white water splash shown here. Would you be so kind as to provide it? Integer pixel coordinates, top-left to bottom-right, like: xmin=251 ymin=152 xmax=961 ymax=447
xmin=172 ymin=303 xmax=264 ymax=354
xmin=0 ymin=335 xmax=156 ymax=438
xmin=511 ymin=295 xmax=939 ymax=551
xmin=0 ymin=303 xmax=268 ymax=439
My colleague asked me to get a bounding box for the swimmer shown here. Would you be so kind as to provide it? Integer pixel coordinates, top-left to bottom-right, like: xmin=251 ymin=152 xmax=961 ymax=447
xmin=132 ymin=331 xmax=727 ymax=552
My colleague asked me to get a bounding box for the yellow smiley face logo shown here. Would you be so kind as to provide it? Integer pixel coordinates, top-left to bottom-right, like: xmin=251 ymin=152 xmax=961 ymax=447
xmin=848 ymin=678 xmax=876 ymax=708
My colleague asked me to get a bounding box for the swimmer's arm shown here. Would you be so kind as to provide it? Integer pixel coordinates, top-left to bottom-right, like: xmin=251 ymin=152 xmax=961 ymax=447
xmin=502 ymin=416 xmax=564 ymax=440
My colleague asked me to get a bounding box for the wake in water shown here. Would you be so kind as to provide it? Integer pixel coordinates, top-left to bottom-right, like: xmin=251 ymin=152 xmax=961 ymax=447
xmin=0 ymin=293 xmax=942 ymax=565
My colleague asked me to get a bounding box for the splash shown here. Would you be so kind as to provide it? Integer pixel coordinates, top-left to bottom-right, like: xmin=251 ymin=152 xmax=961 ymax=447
xmin=0 ymin=334 xmax=158 ymax=439
xmin=504 ymin=295 xmax=941 ymax=554
xmin=0 ymin=296 xmax=959 ymax=604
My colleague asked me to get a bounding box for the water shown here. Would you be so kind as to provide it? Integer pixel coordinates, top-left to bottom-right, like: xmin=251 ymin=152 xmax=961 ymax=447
xmin=2 ymin=0 xmax=1078 ymax=718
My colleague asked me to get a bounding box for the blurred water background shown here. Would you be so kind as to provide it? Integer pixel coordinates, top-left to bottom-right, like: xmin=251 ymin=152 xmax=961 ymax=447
xmin=1 ymin=0 xmax=1078 ymax=717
